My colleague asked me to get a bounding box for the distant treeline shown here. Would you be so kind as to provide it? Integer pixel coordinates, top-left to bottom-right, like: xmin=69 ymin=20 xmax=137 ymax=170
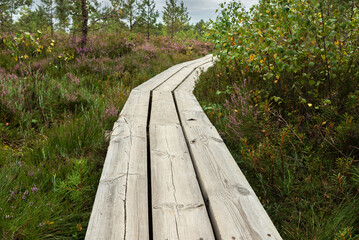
xmin=0 ymin=0 xmax=207 ymax=45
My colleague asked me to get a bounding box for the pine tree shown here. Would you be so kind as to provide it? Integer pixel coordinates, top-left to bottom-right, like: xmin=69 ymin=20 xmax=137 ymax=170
xmin=178 ymin=1 xmax=190 ymax=31
xmin=0 ymin=0 xmax=33 ymax=32
xmin=80 ymin=0 xmax=88 ymax=47
xmin=111 ymin=0 xmax=138 ymax=31
xmin=162 ymin=0 xmax=190 ymax=38
xmin=55 ymin=0 xmax=71 ymax=32
xmin=137 ymin=0 xmax=158 ymax=39
xmin=162 ymin=0 xmax=177 ymax=38
xmin=41 ymin=0 xmax=55 ymax=37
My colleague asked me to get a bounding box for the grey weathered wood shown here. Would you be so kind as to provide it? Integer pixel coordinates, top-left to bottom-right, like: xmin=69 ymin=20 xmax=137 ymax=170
xmin=87 ymin=54 xmax=281 ymax=240
xmin=176 ymin=61 xmax=215 ymax=92
xmin=86 ymin=87 xmax=151 ymax=240
xmin=174 ymin=61 xmax=282 ymax=239
xmin=86 ymin=120 xmax=148 ymax=240
xmin=155 ymin=56 xmax=213 ymax=92
xmin=150 ymin=124 xmax=215 ymax=240
xmin=134 ymin=55 xmax=212 ymax=92
xmin=86 ymin=55 xmax=214 ymax=240
xmin=150 ymin=91 xmax=179 ymax=125
xmin=149 ymin=57 xmax=215 ymax=238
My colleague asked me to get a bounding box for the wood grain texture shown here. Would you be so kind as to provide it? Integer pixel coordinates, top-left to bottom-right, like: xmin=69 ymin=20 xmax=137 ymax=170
xmin=86 ymin=88 xmax=150 ymax=239
xmin=176 ymin=62 xmax=215 ymax=92
xmin=174 ymin=61 xmax=282 ymax=239
xmin=134 ymin=55 xmax=212 ymax=92
xmin=86 ymin=54 xmax=281 ymax=240
xmin=149 ymin=56 xmax=215 ymax=239
xmin=178 ymin=124 xmax=282 ymax=239
xmin=86 ymin=55 xmax=214 ymax=240
xmin=149 ymin=124 xmax=214 ymax=240
xmin=150 ymin=91 xmax=179 ymax=125
xmin=86 ymin=120 xmax=148 ymax=240
xmin=155 ymin=57 xmax=213 ymax=92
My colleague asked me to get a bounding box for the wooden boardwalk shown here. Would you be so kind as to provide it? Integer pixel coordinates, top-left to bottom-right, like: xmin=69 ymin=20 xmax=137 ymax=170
xmin=85 ymin=55 xmax=282 ymax=240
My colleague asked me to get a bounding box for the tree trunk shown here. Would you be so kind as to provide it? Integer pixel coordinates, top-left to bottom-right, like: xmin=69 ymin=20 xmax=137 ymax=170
xmin=171 ymin=17 xmax=174 ymax=38
xmin=129 ymin=11 xmax=133 ymax=32
xmin=50 ymin=9 xmax=54 ymax=37
xmin=147 ymin=5 xmax=150 ymax=40
xmin=80 ymin=0 xmax=88 ymax=48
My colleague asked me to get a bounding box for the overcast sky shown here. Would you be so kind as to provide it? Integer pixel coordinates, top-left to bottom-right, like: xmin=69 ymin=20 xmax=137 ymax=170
xmin=32 ymin=0 xmax=259 ymax=24
xmin=154 ymin=0 xmax=259 ymax=23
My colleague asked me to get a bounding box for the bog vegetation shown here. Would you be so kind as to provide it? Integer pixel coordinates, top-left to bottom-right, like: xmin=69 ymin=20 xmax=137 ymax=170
xmin=1 ymin=0 xmax=359 ymax=239
xmin=0 ymin=0 xmax=213 ymax=238
xmin=195 ymin=0 xmax=359 ymax=239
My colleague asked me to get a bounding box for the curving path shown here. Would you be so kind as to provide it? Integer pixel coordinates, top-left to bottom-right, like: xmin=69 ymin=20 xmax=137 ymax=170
xmin=85 ymin=55 xmax=282 ymax=240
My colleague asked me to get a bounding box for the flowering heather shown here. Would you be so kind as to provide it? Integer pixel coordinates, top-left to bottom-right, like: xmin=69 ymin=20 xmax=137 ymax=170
xmin=9 ymin=190 xmax=16 ymax=198
xmin=104 ymin=103 xmax=119 ymax=119
xmin=223 ymin=83 xmax=257 ymax=139
xmin=31 ymin=185 xmax=39 ymax=194
xmin=135 ymin=42 xmax=157 ymax=59
xmin=22 ymin=190 xmax=29 ymax=200
xmin=0 ymin=30 xmax=212 ymax=239
xmin=65 ymin=91 xmax=79 ymax=102
xmin=66 ymin=73 xmax=80 ymax=84
xmin=0 ymin=77 xmax=6 ymax=97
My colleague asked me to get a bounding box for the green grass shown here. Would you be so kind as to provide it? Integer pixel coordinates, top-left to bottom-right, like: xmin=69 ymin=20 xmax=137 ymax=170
xmin=0 ymin=31 xmax=213 ymax=238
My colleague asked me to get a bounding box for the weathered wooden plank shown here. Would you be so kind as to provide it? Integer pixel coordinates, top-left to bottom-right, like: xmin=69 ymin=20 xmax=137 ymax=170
xmin=149 ymin=56 xmax=215 ymax=239
xmin=87 ymin=54 xmax=281 ymax=240
xmin=150 ymin=124 xmax=215 ymax=240
xmin=87 ymin=82 xmax=151 ymax=239
xmin=178 ymin=124 xmax=281 ymax=239
xmin=150 ymin=91 xmax=179 ymax=125
xmin=86 ymin=121 xmax=148 ymax=240
xmin=135 ymin=55 xmax=212 ymax=92
xmin=115 ymin=90 xmax=149 ymax=125
xmin=176 ymin=61 xmax=214 ymax=92
xmin=156 ymin=57 xmax=212 ymax=92
xmin=174 ymin=65 xmax=282 ymax=239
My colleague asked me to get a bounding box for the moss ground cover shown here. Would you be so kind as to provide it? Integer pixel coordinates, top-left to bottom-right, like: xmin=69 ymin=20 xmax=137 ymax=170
xmin=195 ymin=0 xmax=359 ymax=239
xmin=0 ymin=30 xmax=213 ymax=239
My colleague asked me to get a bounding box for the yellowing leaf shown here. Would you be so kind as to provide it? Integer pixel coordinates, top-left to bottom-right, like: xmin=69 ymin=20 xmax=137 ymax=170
xmin=308 ymin=103 xmax=313 ymax=107
xmin=76 ymin=223 xmax=83 ymax=231
xmin=274 ymin=53 xmax=278 ymax=59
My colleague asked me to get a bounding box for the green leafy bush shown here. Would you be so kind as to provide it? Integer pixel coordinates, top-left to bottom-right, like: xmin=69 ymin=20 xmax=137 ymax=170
xmin=195 ymin=0 xmax=359 ymax=239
